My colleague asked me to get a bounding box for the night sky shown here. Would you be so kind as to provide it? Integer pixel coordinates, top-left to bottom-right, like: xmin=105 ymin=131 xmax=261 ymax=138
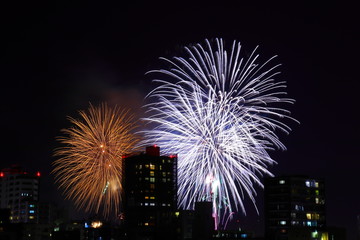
xmin=2 ymin=1 xmax=359 ymax=239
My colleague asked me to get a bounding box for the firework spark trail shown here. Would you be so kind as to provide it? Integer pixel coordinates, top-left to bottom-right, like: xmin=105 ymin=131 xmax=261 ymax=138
xmin=53 ymin=103 xmax=139 ymax=218
xmin=141 ymin=38 xmax=297 ymax=228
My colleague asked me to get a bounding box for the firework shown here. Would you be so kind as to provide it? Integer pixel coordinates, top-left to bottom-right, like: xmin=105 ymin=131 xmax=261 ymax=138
xmin=141 ymin=38 xmax=296 ymax=228
xmin=53 ymin=103 xmax=139 ymax=218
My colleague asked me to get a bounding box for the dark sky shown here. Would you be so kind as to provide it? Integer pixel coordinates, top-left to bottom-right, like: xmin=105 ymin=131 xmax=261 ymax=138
xmin=2 ymin=1 xmax=359 ymax=239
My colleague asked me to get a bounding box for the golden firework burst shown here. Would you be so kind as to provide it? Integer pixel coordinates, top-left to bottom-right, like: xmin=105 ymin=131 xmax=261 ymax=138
xmin=52 ymin=103 xmax=139 ymax=218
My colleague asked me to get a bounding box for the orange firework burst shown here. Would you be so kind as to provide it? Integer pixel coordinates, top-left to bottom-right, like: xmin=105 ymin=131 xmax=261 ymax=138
xmin=52 ymin=103 xmax=139 ymax=218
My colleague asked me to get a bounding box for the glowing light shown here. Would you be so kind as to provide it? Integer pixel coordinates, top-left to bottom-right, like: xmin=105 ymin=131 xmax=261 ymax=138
xmin=91 ymin=221 xmax=103 ymax=228
xmin=0 ymin=172 xmax=4 ymax=177
xmin=52 ymin=103 xmax=139 ymax=218
xmin=141 ymin=38 xmax=296 ymax=227
xmin=36 ymin=171 xmax=41 ymax=177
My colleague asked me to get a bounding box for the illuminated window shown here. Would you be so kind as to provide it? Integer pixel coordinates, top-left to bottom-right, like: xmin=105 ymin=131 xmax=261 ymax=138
xmin=139 ymin=165 xmax=142 ymax=169
xmin=315 ymin=197 xmax=319 ymax=204
xmin=315 ymin=190 xmax=320 ymax=195
xmin=29 ymin=210 xmax=35 ymax=214
xmin=150 ymin=203 xmax=155 ymax=206
xmin=280 ymin=221 xmax=286 ymax=225
xmin=279 ymin=180 xmax=285 ymax=184
xmin=145 ymin=196 xmax=149 ymax=199
xmin=162 ymin=172 xmax=166 ymax=177
xmin=150 ymin=177 xmax=155 ymax=182
xmin=29 ymin=204 xmax=35 ymax=208
xmin=145 ymin=164 xmax=149 ymax=168
xmin=315 ymin=182 xmax=319 ymax=188
xmin=150 ymin=164 xmax=155 ymax=170
xmin=305 ymin=181 xmax=310 ymax=187
xmin=144 ymin=203 xmax=148 ymax=206
xmin=159 ymin=165 xmax=162 ymax=170
xmin=150 ymin=171 xmax=154 ymax=176
xmin=29 ymin=216 xmax=35 ymax=219
xmin=150 ymin=196 xmax=155 ymax=199
xmin=306 ymin=213 xmax=312 ymax=220
xmin=144 ymin=222 xmax=149 ymax=226
xmin=145 ymin=177 xmax=149 ymax=181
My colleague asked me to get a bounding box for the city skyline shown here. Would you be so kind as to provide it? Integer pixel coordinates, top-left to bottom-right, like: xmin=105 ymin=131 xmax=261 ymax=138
xmin=1 ymin=1 xmax=359 ymax=239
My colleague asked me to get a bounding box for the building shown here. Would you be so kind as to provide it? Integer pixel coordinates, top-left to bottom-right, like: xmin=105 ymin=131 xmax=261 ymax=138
xmin=0 ymin=165 xmax=40 ymax=223
xmin=123 ymin=145 xmax=178 ymax=240
xmin=192 ymin=201 xmax=214 ymax=240
xmin=264 ymin=176 xmax=326 ymax=240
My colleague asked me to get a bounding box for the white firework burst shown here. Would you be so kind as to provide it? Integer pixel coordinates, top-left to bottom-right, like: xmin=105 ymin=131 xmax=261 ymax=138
xmin=141 ymin=38 xmax=296 ymax=228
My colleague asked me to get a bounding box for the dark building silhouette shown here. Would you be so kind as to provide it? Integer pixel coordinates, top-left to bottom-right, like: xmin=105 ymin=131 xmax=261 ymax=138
xmin=0 ymin=165 xmax=41 ymax=223
xmin=192 ymin=201 xmax=214 ymax=240
xmin=123 ymin=145 xmax=178 ymax=240
xmin=264 ymin=176 xmax=326 ymax=240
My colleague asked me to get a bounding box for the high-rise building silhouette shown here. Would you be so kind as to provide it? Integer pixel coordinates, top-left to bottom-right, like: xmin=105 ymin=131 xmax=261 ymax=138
xmin=0 ymin=165 xmax=40 ymax=223
xmin=264 ymin=176 xmax=326 ymax=240
xmin=123 ymin=145 xmax=178 ymax=240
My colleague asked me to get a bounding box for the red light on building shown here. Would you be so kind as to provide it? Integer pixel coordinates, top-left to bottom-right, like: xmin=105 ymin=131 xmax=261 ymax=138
xmin=0 ymin=172 xmax=4 ymax=177
xmin=36 ymin=171 xmax=41 ymax=177
xmin=169 ymin=155 xmax=177 ymax=158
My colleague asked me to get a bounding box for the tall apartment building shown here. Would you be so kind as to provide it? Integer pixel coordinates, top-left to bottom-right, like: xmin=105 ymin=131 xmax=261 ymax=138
xmin=264 ymin=176 xmax=326 ymax=240
xmin=0 ymin=165 xmax=40 ymax=223
xmin=123 ymin=145 xmax=178 ymax=240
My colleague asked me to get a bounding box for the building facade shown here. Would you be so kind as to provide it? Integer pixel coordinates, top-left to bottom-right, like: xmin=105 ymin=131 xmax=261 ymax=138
xmin=264 ymin=176 xmax=326 ymax=240
xmin=123 ymin=145 xmax=178 ymax=240
xmin=0 ymin=165 xmax=40 ymax=223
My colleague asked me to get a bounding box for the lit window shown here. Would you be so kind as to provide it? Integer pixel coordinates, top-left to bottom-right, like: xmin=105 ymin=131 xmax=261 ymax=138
xmin=279 ymin=180 xmax=285 ymax=184
xmin=280 ymin=221 xmax=286 ymax=225
xmin=144 ymin=222 xmax=149 ymax=226
xmin=150 ymin=171 xmax=154 ymax=176
xmin=29 ymin=210 xmax=35 ymax=214
xmin=145 ymin=196 xmax=149 ymax=199
xmin=150 ymin=196 xmax=155 ymax=199
xmin=29 ymin=204 xmax=35 ymax=208
xmin=145 ymin=164 xmax=149 ymax=168
xmin=144 ymin=203 xmax=148 ymax=206
xmin=306 ymin=213 xmax=312 ymax=220
xmin=159 ymin=165 xmax=162 ymax=170
xmin=305 ymin=181 xmax=310 ymax=187
xmin=315 ymin=190 xmax=320 ymax=196
xmin=150 ymin=177 xmax=155 ymax=182
xmin=150 ymin=164 xmax=155 ymax=170
xmin=139 ymin=165 xmax=142 ymax=169
xmin=150 ymin=203 xmax=155 ymax=206
xmin=315 ymin=182 xmax=319 ymax=188
xmin=29 ymin=216 xmax=35 ymax=219
xmin=307 ymin=221 xmax=312 ymax=226
xmin=315 ymin=198 xmax=319 ymax=204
